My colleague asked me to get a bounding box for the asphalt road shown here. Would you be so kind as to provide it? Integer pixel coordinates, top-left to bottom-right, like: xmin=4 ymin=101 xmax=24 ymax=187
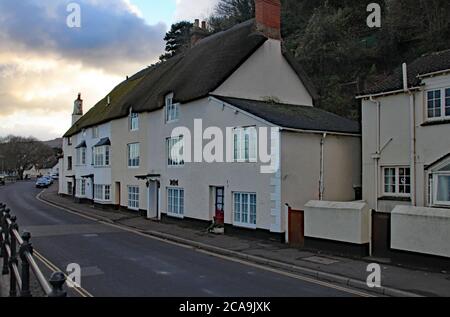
xmin=0 ymin=181 xmax=369 ymax=297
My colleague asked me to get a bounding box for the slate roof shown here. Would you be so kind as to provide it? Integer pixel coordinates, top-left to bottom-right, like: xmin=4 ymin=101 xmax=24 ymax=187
xmin=94 ymin=138 xmax=111 ymax=147
xmin=361 ymin=49 xmax=450 ymax=96
xmin=64 ymin=19 xmax=318 ymax=137
xmin=214 ymin=96 xmax=360 ymax=134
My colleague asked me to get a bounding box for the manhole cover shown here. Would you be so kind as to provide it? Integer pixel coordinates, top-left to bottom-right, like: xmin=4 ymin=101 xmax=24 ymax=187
xmin=303 ymin=256 xmax=340 ymax=265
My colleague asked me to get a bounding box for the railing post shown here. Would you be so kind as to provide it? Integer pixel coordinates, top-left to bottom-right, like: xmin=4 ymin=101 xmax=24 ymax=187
xmin=19 ymin=232 xmax=33 ymax=297
xmin=1 ymin=208 xmax=11 ymax=275
xmin=9 ymin=216 xmax=18 ymax=297
xmin=0 ymin=204 xmax=6 ymax=258
xmin=48 ymin=272 xmax=67 ymax=298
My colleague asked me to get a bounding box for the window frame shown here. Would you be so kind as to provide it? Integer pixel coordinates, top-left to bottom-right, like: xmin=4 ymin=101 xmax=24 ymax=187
xmin=127 ymin=186 xmax=140 ymax=210
xmin=167 ymin=136 xmax=185 ymax=167
xmin=165 ymin=94 xmax=179 ymax=123
xmin=92 ymin=126 xmax=99 ymax=139
xmin=130 ymin=112 xmax=139 ymax=131
xmin=127 ymin=143 xmax=140 ymax=168
xmin=426 ymin=88 xmax=450 ymax=121
xmin=233 ymin=127 xmax=257 ymax=163
xmin=382 ymin=166 xmax=411 ymax=198
xmin=93 ymin=145 xmax=110 ymax=167
xmin=76 ymin=147 xmax=86 ymax=166
xmin=233 ymin=192 xmax=257 ymax=229
xmin=429 ymin=160 xmax=450 ymax=207
xmin=167 ymin=188 xmax=184 ymax=218
xmin=94 ymin=184 xmax=111 ymax=202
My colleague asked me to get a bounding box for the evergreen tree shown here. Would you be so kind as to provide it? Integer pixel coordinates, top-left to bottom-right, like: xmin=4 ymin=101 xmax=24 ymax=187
xmin=159 ymin=21 xmax=193 ymax=61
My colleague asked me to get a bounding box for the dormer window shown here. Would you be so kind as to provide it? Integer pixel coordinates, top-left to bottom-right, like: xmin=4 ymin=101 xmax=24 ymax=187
xmin=130 ymin=111 xmax=139 ymax=131
xmin=165 ymin=93 xmax=179 ymax=123
xmin=426 ymin=88 xmax=450 ymax=120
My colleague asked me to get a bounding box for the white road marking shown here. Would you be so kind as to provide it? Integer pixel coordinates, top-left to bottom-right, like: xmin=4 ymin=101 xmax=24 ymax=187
xmin=36 ymin=190 xmax=376 ymax=297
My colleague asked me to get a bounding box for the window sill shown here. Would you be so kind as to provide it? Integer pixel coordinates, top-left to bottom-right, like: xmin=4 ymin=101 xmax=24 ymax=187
xmin=378 ymin=196 xmax=412 ymax=202
xmin=167 ymin=213 xmax=184 ymax=219
xmin=233 ymin=222 xmax=257 ymax=230
xmin=421 ymin=119 xmax=450 ymax=127
xmin=128 ymin=206 xmax=140 ymax=211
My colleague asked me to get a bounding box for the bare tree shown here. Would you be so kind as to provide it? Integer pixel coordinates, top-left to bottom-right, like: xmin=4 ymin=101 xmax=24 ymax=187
xmin=0 ymin=135 xmax=55 ymax=179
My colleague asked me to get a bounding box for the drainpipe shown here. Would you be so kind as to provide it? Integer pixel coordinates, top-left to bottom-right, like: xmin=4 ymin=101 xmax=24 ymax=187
xmin=403 ymin=63 xmax=417 ymax=206
xmin=319 ymin=133 xmax=327 ymax=200
xmin=370 ymin=96 xmax=381 ymax=212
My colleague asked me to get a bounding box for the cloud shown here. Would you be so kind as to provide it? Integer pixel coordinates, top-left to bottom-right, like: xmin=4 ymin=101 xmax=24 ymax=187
xmin=173 ymin=0 xmax=219 ymax=23
xmin=0 ymin=0 xmax=166 ymax=74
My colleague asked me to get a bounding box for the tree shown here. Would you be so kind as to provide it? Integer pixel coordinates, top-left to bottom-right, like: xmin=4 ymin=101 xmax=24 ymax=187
xmin=0 ymin=136 xmax=55 ymax=179
xmin=159 ymin=21 xmax=193 ymax=61
xmin=208 ymin=0 xmax=254 ymax=32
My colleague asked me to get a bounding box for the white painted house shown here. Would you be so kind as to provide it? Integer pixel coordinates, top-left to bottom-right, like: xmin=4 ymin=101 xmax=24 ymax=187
xmin=60 ymin=0 xmax=361 ymax=241
xmin=359 ymin=50 xmax=450 ymax=258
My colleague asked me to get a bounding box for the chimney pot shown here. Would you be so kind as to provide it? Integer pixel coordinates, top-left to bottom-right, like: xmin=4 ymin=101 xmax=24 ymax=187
xmin=255 ymin=0 xmax=281 ymax=40
xmin=194 ymin=19 xmax=200 ymax=28
xmin=201 ymin=21 xmax=207 ymax=30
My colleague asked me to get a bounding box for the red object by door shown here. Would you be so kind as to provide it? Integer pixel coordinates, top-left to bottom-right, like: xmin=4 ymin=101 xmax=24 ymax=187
xmin=215 ymin=187 xmax=225 ymax=225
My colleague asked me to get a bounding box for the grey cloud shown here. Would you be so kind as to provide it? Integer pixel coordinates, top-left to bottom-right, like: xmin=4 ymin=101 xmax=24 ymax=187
xmin=0 ymin=0 xmax=167 ymax=74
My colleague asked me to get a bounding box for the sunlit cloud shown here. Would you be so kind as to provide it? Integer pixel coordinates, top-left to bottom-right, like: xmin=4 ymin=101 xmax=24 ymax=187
xmin=0 ymin=0 xmax=219 ymax=140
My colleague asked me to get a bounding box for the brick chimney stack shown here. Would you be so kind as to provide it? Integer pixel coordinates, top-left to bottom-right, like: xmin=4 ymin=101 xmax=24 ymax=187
xmin=191 ymin=19 xmax=208 ymax=47
xmin=255 ymin=0 xmax=281 ymax=40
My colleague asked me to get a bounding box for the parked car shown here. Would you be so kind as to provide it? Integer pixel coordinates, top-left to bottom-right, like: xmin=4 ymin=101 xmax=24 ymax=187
xmin=51 ymin=173 xmax=59 ymax=180
xmin=42 ymin=175 xmax=54 ymax=185
xmin=36 ymin=177 xmax=51 ymax=188
xmin=0 ymin=176 xmax=5 ymax=186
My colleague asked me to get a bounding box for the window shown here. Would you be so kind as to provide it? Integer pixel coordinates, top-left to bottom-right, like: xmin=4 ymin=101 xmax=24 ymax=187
xmin=67 ymin=156 xmax=73 ymax=171
xmin=128 ymin=143 xmax=140 ymax=167
xmin=167 ymin=188 xmax=184 ymax=216
xmin=93 ymin=146 xmax=110 ymax=167
xmin=80 ymin=180 xmax=86 ymax=196
xmin=67 ymin=137 xmax=72 ymax=146
xmin=233 ymin=127 xmax=257 ymax=162
xmin=446 ymin=88 xmax=450 ymax=117
xmin=426 ymin=88 xmax=450 ymax=120
xmin=92 ymin=126 xmax=99 ymax=139
xmin=430 ymin=161 xmax=450 ymax=206
xmin=94 ymin=184 xmax=111 ymax=202
xmin=383 ymin=167 xmax=411 ymax=197
xmin=233 ymin=192 xmax=257 ymax=228
xmin=167 ymin=136 xmax=184 ymax=166
xmin=130 ymin=112 xmax=139 ymax=131
xmin=76 ymin=147 xmax=86 ymax=165
xmin=128 ymin=186 xmax=140 ymax=210
xmin=165 ymin=94 xmax=179 ymax=122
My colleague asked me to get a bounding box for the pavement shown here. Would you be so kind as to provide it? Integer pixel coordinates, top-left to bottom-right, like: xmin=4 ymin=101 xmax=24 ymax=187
xmin=32 ymin=183 xmax=450 ymax=297
xmin=0 ymin=181 xmax=376 ymax=297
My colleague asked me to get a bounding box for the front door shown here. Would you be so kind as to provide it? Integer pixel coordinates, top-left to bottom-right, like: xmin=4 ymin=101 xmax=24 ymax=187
xmin=147 ymin=181 xmax=160 ymax=220
xmin=115 ymin=182 xmax=121 ymax=209
xmin=215 ymin=187 xmax=225 ymax=224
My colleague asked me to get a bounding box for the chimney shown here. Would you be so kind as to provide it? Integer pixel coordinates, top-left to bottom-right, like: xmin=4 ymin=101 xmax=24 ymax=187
xmin=191 ymin=19 xmax=208 ymax=47
xmin=72 ymin=93 xmax=83 ymax=125
xmin=255 ymin=0 xmax=281 ymax=40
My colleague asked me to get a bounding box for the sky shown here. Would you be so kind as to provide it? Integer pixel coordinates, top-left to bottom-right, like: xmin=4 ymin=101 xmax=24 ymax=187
xmin=0 ymin=0 xmax=218 ymax=141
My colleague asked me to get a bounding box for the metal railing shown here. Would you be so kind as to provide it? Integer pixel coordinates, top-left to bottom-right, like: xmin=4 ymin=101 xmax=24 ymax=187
xmin=0 ymin=203 xmax=67 ymax=297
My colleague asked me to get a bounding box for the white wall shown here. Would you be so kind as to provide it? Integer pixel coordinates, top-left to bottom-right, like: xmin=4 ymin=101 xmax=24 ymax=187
xmin=213 ymin=39 xmax=314 ymax=106
xmin=362 ymin=73 xmax=450 ymax=212
xmin=392 ymin=205 xmax=450 ymax=258
xmin=304 ymin=200 xmax=371 ymax=245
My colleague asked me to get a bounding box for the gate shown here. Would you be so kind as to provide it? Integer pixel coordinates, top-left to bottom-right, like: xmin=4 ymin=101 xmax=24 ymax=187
xmin=288 ymin=207 xmax=304 ymax=247
xmin=372 ymin=211 xmax=392 ymax=257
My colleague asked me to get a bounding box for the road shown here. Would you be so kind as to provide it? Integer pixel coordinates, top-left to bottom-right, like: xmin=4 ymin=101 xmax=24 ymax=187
xmin=0 ymin=181 xmax=370 ymax=297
